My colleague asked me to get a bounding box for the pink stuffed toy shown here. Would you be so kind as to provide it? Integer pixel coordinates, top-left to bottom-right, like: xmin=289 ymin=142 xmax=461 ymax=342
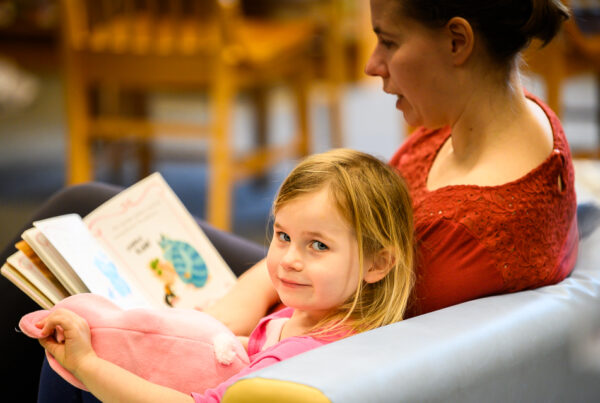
xmin=19 ymin=294 xmax=249 ymax=395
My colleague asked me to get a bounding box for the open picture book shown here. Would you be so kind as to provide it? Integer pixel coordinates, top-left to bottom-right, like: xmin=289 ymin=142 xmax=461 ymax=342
xmin=1 ymin=173 xmax=237 ymax=310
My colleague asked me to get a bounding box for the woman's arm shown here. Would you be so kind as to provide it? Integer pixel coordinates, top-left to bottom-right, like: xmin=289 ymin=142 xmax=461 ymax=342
xmin=203 ymin=258 xmax=279 ymax=336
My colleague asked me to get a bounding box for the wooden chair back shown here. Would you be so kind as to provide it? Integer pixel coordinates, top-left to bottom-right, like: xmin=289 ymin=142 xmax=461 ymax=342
xmin=59 ymin=0 xmax=329 ymax=230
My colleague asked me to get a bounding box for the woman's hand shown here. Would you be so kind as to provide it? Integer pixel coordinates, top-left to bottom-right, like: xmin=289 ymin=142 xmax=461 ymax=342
xmin=37 ymin=308 xmax=97 ymax=375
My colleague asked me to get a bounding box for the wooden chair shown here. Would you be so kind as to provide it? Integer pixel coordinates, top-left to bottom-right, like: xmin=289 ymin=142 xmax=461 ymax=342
xmin=59 ymin=0 xmax=328 ymax=230
xmin=522 ymin=0 xmax=600 ymax=158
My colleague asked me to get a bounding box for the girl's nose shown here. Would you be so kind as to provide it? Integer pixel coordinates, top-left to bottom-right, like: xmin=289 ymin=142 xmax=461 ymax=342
xmin=364 ymin=48 xmax=388 ymax=78
xmin=281 ymin=245 xmax=302 ymax=271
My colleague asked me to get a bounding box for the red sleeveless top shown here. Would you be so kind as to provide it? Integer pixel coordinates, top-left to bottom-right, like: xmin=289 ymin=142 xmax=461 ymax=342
xmin=391 ymin=93 xmax=579 ymax=317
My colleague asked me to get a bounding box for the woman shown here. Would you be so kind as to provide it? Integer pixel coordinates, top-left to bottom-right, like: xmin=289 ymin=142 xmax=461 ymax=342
xmin=204 ymin=0 xmax=578 ymax=331
xmin=0 ymin=0 xmax=577 ymax=398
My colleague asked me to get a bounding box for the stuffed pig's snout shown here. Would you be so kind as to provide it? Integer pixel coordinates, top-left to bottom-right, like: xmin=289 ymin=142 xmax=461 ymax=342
xmin=19 ymin=310 xmax=51 ymax=338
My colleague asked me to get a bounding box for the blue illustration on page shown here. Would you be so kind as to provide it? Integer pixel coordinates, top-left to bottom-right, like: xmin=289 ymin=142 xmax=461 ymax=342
xmin=93 ymin=252 xmax=132 ymax=297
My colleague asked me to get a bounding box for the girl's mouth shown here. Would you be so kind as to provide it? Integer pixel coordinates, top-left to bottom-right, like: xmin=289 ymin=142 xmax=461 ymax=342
xmin=279 ymin=278 xmax=309 ymax=288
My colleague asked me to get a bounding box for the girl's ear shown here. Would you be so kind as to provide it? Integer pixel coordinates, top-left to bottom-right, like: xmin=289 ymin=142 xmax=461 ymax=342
xmin=364 ymin=248 xmax=395 ymax=284
xmin=445 ymin=17 xmax=474 ymax=66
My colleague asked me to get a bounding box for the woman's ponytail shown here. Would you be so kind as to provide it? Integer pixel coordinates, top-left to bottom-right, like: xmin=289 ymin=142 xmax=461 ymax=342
xmin=523 ymin=0 xmax=570 ymax=46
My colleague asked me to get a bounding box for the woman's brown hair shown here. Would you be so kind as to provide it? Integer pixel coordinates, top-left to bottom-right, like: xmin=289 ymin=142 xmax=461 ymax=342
xmin=397 ymin=0 xmax=569 ymax=64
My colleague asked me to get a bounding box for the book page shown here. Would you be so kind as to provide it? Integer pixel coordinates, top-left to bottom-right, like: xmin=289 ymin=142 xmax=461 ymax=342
xmin=16 ymin=240 xmax=52 ymax=273
xmin=1 ymin=263 xmax=53 ymax=309
xmin=22 ymin=228 xmax=89 ymax=295
xmin=7 ymin=251 xmax=69 ymax=304
xmin=84 ymin=172 xmax=236 ymax=309
xmin=34 ymin=215 xmax=153 ymax=310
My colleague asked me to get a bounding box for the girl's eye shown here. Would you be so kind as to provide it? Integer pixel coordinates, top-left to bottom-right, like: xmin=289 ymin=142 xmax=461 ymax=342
xmin=277 ymin=232 xmax=290 ymax=242
xmin=310 ymin=241 xmax=328 ymax=251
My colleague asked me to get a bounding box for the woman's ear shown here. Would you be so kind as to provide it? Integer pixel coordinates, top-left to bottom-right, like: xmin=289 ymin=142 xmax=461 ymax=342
xmin=445 ymin=17 xmax=474 ymax=66
xmin=364 ymin=248 xmax=395 ymax=284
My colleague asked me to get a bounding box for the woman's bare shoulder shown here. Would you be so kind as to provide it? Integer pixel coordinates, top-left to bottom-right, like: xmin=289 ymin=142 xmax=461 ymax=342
xmin=427 ymin=99 xmax=555 ymax=190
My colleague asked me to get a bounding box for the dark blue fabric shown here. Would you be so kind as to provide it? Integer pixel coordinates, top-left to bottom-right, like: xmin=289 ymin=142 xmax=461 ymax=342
xmin=38 ymin=357 xmax=100 ymax=403
xmin=577 ymin=202 xmax=600 ymax=240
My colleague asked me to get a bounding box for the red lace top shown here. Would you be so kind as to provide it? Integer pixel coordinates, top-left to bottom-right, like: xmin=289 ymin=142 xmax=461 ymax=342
xmin=391 ymin=92 xmax=579 ymax=317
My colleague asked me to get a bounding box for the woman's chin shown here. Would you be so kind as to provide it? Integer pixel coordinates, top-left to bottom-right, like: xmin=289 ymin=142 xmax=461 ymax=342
xmin=401 ymin=112 xmax=420 ymax=129
xmin=396 ymin=103 xmax=419 ymax=127
xmin=395 ymin=97 xmax=403 ymax=110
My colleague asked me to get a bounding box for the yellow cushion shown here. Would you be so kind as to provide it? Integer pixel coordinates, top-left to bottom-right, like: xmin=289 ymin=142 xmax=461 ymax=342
xmin=222 ymin=378 xmax=330 ymax=403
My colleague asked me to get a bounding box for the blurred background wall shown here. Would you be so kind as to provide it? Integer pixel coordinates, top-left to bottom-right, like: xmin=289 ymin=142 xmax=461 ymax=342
xmin=0 ymin=0 xmax=599 ymax=254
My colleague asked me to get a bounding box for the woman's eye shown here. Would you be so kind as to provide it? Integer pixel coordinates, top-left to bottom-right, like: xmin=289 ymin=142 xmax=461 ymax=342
xmin=310 ymin=241 xmax=328 ymax=251
xmin=378 ymin=38 xmax=395 ymax=49
xmin=277 ymin=232 xmax=290 ymax=242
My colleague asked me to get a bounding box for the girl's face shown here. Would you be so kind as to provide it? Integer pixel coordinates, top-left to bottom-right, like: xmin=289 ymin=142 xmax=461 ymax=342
xmin=365 ymin=0 xmax=454 ymax=128
xmin=266 ymin=187 xmax=369 ymax=322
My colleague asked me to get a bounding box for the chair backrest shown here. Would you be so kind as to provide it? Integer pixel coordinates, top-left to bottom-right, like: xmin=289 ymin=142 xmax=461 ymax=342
xmin=565 ymin=0 xmax=600 ymax=63
xmin=60 ymin=0 xmax=242 ymax=57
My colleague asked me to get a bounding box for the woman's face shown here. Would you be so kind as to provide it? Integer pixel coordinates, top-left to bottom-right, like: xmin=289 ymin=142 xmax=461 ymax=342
xmin=365 ymin=0 xmax=455 ymax=129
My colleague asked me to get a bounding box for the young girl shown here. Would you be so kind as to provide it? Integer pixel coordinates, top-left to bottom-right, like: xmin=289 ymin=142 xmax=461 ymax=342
xmin=36 ymin=148 xmax=415 ymax=402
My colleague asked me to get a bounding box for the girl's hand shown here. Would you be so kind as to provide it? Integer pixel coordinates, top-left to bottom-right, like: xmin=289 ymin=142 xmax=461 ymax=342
xmin=37 ymin=309 xmax=97 ymax=375
xmin=37 ymin=309 xmax=194 ymax=403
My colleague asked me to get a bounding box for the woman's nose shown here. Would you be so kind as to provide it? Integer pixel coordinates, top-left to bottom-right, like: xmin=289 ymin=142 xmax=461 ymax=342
xmin=364 ymin=49 xmax=388 ymax=78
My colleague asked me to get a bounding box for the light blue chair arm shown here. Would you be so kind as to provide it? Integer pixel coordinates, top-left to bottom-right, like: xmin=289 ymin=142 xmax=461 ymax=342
xmin=224 ymin=204 xmax=600 ymax=402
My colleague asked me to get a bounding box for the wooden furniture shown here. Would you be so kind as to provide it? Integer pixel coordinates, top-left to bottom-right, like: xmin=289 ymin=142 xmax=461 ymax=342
xmin=233 ymin=0 xmax=373 ymax=148
xmin=0 ymin=0 xmax=59 ymax=72
xmin=522 ymin=1 xmax=600 ymax=158
xmin=59 ymin=0 xmax=330 ymax=230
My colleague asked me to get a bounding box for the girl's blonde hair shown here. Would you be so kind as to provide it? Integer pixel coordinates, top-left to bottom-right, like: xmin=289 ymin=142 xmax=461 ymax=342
xmin=273 ymin=148 xmax=414 ymax=335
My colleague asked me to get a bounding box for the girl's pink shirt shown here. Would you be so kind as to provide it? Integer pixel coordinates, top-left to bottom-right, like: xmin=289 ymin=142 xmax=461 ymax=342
xmin=192 ymin=307 xmax=336 ymax=402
